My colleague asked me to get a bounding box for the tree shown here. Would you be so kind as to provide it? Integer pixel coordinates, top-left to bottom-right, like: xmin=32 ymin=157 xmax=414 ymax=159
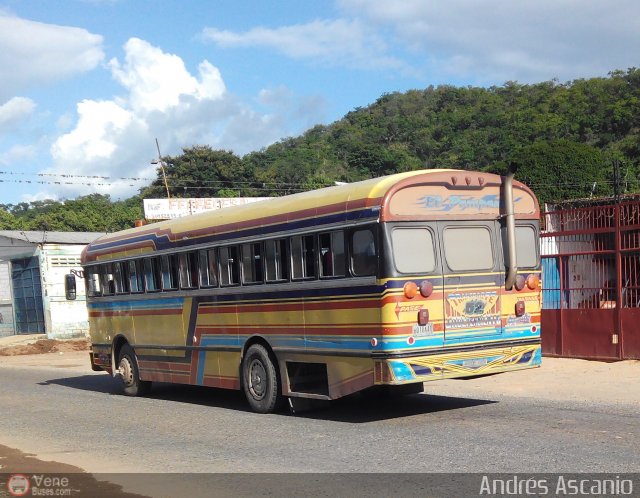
xmin=140 ymin=146 xmax=250 ymax=198
xmin=508 ymin=140 xmax=609 ymax=205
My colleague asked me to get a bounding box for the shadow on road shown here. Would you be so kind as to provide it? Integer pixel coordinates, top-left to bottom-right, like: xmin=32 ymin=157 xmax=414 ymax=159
xmin=40 ymin=373 xmax=497 ymax=422
xmin=299 ymin=393 xmax=497 ymax=423
xmin=38 ymin=373 xmax=118 ymax=394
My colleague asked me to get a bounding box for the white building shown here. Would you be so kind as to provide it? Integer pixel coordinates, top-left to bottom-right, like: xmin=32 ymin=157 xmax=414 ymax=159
xmin=0 ymin=231 xmax=104 ymax=339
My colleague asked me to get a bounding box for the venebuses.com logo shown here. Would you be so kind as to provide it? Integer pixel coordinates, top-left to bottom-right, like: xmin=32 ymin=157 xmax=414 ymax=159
xmin=6 ymin=473 xmax=72 ymax=496
xmin=6 ymin=474 xmax=30 ymax=497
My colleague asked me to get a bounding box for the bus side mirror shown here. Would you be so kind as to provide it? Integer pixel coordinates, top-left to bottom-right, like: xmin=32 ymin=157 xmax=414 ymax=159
xmin=65 ymin=273 xmax=77 ymax=300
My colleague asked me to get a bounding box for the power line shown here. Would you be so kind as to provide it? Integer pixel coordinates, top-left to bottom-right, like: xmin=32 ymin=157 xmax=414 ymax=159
xmin=0 ymin=170 xmax=331 ymax=188
xmin=0 ymin=177 xmax=318 ymax=193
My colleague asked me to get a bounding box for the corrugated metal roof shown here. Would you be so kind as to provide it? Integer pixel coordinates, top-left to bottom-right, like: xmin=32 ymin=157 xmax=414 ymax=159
xmin=0 ymin=231 xmax=106 ymax=244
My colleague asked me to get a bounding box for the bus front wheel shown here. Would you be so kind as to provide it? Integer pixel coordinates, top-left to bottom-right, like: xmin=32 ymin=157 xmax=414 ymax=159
xmin=242 ymin=344 xmax=284 ymax=413
xmin=117 ymin=344 xmax=151 ymax=397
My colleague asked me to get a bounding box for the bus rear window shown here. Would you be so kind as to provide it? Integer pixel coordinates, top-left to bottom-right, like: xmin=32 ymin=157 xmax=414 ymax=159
xmin=392 ymin=228 xmax=436 ymax=273
xmin=516 ymin=226 xmax=538 ymax=268
xmin=443 ymin=227 xmax=494 ymax=271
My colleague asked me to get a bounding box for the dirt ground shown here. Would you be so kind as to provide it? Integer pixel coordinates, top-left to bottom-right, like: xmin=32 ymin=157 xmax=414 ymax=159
xmin=0 ymin=445 xmax=149 ymax=498
xmin=0 ymin=338 xmax=90 ymax=356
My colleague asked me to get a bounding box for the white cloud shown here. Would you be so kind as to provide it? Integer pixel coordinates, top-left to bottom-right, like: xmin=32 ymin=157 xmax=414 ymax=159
xmin=19 ymin=191 xmax=57 ymax=203
xmin=0 ymin=97 xmax=36 ymax=133
xmin=44 ymin=38 xmax=324 ymax=200
xmin=51 ymin=99 xmax=137 ymax=163
xmin=109 ymin=38 xmax=225 ymax=113
xmin=202 ymin=19 xmax=409 ymax=72
xmin=0 ymin=13 xmax=104 ymax=101
xmin=337 ymin=0 xmax=640 ymax=83
xmin=0 ymin=143 xmax=36 ymax=165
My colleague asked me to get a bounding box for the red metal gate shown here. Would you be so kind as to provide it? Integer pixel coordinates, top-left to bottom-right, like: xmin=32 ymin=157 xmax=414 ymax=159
xmin=541 ymin=200 xmax=640 ymax=360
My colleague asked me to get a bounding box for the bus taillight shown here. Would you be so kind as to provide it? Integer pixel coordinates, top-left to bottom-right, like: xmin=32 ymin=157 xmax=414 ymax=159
xmin=419 ymin=280 xmax=433 ymax=298
xmin=515 ymin=274 xmax=526 ymax=291
xmin=404 ymin=281 xmax=418 ymax=299
xmin=526 ymin=274 xmax=540 ymax=290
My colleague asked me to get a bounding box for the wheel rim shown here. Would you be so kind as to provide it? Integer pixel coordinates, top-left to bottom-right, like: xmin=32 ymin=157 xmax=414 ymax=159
xmin=119 ymin=356 xmax=134 ymax=387
xmin=248 ymin=358 xmax=267 ymax=400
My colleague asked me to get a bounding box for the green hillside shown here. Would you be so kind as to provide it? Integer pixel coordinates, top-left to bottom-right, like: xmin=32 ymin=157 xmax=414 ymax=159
xmin=3 ymin=68 xmax=640 ymax=231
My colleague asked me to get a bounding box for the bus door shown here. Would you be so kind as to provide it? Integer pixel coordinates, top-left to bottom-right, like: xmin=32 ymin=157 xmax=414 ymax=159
xmin=438 ymin=221 xmax=504 ymax=344
xmin=388 ymin=224 xmax=445 ymax=349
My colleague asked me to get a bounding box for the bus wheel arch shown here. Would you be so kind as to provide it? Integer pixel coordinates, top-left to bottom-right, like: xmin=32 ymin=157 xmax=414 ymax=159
xmin=112 ymin=337 xmax=151 ymax=397
xmin=240 ymin=336 xmax=285 ymax=413
xmin=111 ymin=334 xmax=129 ymax=372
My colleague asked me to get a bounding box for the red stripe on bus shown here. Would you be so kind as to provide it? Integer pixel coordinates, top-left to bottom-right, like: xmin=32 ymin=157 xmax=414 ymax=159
xmin=198 ymin=299 xmax=381 ymax=314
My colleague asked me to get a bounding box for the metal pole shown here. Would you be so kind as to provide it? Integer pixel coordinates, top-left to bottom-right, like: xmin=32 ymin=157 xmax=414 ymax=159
xmin=615 ymin=203 xmax=624 ymax=359
xmin=558 ymin=255 xmax=564 ymax=356
xmin=155 ymin=138 xmax=171 ymax=199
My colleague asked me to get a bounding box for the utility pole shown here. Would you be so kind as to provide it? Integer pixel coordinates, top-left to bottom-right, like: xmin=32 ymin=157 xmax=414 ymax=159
xmin=153 ymin=138 xmax=171 ymax=199
xmin=613 ymin=158 xmax=621 ymax=203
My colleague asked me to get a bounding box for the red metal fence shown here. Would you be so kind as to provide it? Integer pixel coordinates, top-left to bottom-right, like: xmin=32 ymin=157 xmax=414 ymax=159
xmin=541 ymin=200 xmax=640 ymax=360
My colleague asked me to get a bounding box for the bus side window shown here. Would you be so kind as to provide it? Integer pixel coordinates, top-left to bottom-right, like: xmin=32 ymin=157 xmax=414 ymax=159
xmin=241 ymin=242 xmax=263 ymax=284
xmin=86 ymin=267 xmax=102 ymax=297
xmin=128 ymin=260 xmax=144 ymax=293
xmin=198 ymin=249 xmax=218 ymax=288
xmin=143 ymin=257 xmax=161 ymax=292
xmin=160 ymin=254 xmax=179 ymax=290
xmin=220 ymin=246 xmax=240 ymax=286
xmin=351 ymin=228 xmax=377 ymax=276
xmin=113 ymin=261 xmax=129 ymax=294
xmin=319 ymin=231 xmax=345 ymax=278
xmin=291 ymin=235 xmax=316 ymax=280
xmin=179 ymin=252 xmax=199 ymax=289
xmin=100 ymin=264 xmax=116 ymax=296
xmin=265 ymin=239 xmax=288 ymax=282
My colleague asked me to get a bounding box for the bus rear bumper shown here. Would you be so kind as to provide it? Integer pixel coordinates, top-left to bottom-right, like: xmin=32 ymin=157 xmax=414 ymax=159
xmin=374 ymin=342 xmax=541 ymax=385
xmin=90 ymin=349 xmax=112 ymax=373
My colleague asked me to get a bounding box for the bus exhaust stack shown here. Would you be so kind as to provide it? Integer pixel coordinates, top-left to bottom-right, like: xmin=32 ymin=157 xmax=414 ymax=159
xmin=503 ymin=164 xmax=518 ymax=290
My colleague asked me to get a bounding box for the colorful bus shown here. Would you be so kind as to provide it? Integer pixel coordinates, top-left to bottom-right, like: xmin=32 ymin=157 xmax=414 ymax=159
xmin=76 ymin=169 xmax=542 ymax=413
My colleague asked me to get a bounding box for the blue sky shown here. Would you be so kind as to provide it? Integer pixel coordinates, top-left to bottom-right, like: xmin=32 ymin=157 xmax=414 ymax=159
xmin=0 ymin=0 xmax=639 ymax=204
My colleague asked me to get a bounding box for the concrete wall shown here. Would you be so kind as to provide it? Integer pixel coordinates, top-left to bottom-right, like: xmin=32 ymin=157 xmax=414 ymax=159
xmin=40 ymin=244 xmax=90 ymax=339
xmin=0 ymin=236 xmax=37 ymax=337
xmin=0 ymin=261 xmax=13 ymax=338
xmin=0 ymin=238 xmax=91 ymax=339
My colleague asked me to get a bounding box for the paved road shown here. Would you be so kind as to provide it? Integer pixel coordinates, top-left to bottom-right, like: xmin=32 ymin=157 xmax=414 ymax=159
xmin=0 ymin=354 xmax=638 ymax=478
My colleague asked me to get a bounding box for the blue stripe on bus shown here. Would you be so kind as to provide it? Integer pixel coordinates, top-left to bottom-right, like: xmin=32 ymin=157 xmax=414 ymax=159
xmin=88 ymin=207 xmax=381 ymax=255
xmin=87 ymin=297 xmax=184 ymax=310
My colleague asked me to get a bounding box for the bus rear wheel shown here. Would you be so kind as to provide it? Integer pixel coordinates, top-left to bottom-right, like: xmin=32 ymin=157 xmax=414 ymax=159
xmin=242 ymin=344 xmax=284 ymax=413
xmin=117 ymin=344 xmax=151 ymax=397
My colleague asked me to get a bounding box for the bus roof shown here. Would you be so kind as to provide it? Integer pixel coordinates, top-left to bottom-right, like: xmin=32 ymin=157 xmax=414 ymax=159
xmin=83 ymin=169 xmax=539 ymax=264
